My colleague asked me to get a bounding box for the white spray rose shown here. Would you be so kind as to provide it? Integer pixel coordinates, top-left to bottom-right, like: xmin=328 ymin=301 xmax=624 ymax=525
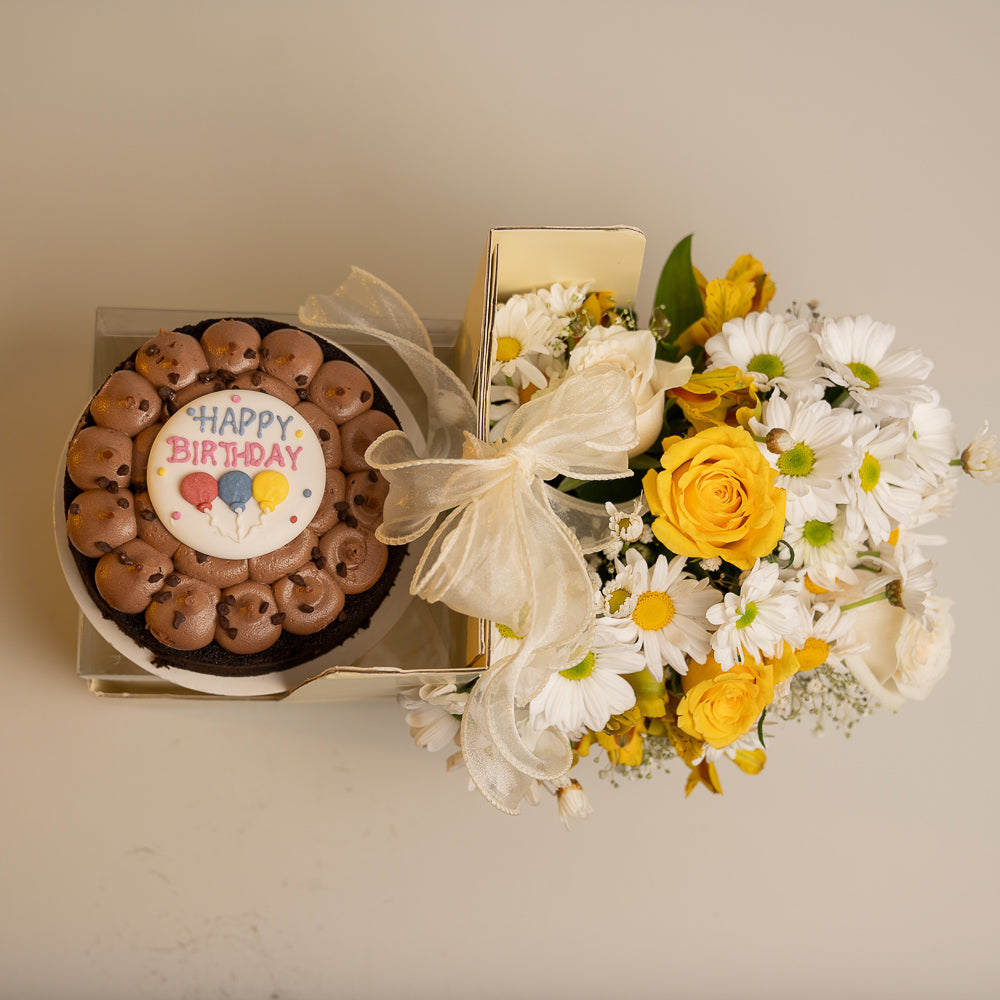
xmin=568 ymin=325 xmax=693 ymax=457
xmin=842 ymin=594 xmax=953 ymax=708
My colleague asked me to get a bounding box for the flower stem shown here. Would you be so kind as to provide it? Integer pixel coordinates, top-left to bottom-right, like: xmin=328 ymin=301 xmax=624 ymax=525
xmin=840 ymin=591 xmax=888 ymax=612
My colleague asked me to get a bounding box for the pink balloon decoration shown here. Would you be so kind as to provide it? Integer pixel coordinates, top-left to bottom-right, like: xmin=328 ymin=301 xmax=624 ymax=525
xmin=180 ymin=472 xmax=218 ymax=513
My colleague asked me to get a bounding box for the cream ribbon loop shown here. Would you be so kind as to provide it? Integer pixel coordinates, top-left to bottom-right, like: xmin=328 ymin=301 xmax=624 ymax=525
xmin=300 ymin=271 xmax=640 ymax=814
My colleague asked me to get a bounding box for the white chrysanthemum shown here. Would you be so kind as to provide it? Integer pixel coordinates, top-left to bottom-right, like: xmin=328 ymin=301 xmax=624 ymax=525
xmin=843 ymin=413 xmax=924 ymax=545
xmin=750 ymin=392 xmax=856 ymax=524
xmin=907 ymin=390 xmax=957 ymax=485
xmin=491 ymin=294 xmax=561 ymax=389
xmin=855 ymin=533 xmax=938 ymax=629
xmin=783 ymin=509 xmax=865 ymax=592
xmin=528 ymin=621 xmax=642 ymax=736
xmin=799 ymin=603 xmax=865 ymax=674
xmin=602 ymin=548 xmax=718 ymax=680
xmin=398 ymin=682 xmax=468 ymax=753
xmin=962 ymin=421 xmax=1000 ymax=483
xmin=705 ymin=311 xmax=822 ymax=394
xmin=816 ymin=314 xmax=934 ymax=419
xmin=707 ymin=560 xmax=808 ymax=670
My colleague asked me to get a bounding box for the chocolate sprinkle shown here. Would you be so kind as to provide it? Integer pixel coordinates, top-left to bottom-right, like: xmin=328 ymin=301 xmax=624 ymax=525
xmin=108 ymin=482 xmax=120 ymax=495
xmin=165 ymin=573 xmax=181 ymax=587
xmin=139 ymin=398 xmax=150 ymax=411
xmin=311 ymin=546 xmax=323 ymax=561
xmin=360 ymin=390 xmax=372 ymax=403
xmin=298 ymin=603 xmax=314 ymax=614
xmin=251 ymin=372 xmax=263 ymax=386
xmin=116 ymin=464 xmax=129 ymax=476
xmin=172 ymin=610 xmax=186 ymax=628
xmin=334 ymin=501 xmax=349 ymax=511
xmin=195 ymin=551 xmax=208 ymax=564
xmin=335 ymin=562 xmax=347 ymax=578
xmin=167 ymin=373 xmax=179 ymax=386
xmin=368 ymin=471 xmax=379 ymax=482
xmin=96 ymin=476 xmax=110 ymax=488
xmin=294 ymin=374 xmax=308 ymax=385
xmin=353 ymin=494 xmax=365 ymax=505
xmin=140 ymin=508 xmax=156 ymax=521
xmin=270 ymin=612 xmax=286 ymax=625
xmin=225 ymin=627 xmax=238 ymax=640
xmin=148 ymin=572 xmax=163 ymax=583
xmin=313 ymin=556 xmax=326 ymax=571
xmin=289 ymin=574 xmax=306 ymax=587
xmin=69 ymin=503 xmax=80 ymax=515
xmin=145 ymin=344 xmax=160 ymax=356
xmin=319 ymin=429 xmax=331 ymax=441
xmin=95 ymin=541 xmax=113 ymax=553
xmin=152 ymin=590 xmax=172 ymax=603
xmin=258 ymin=601 xmax=269 ymax=614
xmin=244 ymin=348 xmax=257 ymax=359
xmin=216 ymin=602 xmax=229 ymax=618
xmin=345 ymin=515 xmax=358 ymax=529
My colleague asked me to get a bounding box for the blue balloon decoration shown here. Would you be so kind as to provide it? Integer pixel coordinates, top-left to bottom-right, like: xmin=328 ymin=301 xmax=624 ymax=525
xmin=218 ymin=470 xmax=253 ymax=514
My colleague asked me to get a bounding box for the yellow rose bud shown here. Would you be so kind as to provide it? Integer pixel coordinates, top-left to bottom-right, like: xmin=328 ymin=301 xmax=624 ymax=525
xmin=676 ymin=652 xmax=774 ymax=750
xmin=643 ymin=424 xmax=786 ymax=571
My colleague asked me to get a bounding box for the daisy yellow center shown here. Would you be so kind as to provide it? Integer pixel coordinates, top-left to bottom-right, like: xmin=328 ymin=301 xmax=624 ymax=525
xmin=496 ymin=336 xmax=522 ymax=363
xmin=560 ymin=651 xmax=596 ymax=681
xmin=747 ymin=353 xmax=785 ymax=381
xmin=607 ymin=588 xmax=631 ymax=614
xmin=777 ymin=442 xmax=815 ymax=477
xmin=735 ymin=601 xmax=758 ymax=629
xmin=803 ymin=519 xmax=834 ymax=547
xmin=859 ymin=452 xmax=881 ymax=492
xmin=496 ymin=623 xmax=522 ymax=640
xmin=797 ymin=636 xmax=830 ymax=671
xmin=847 ymin=361 xmax=880 ymax=389
xmin=632 ymin=591 xmax=675 ymax=631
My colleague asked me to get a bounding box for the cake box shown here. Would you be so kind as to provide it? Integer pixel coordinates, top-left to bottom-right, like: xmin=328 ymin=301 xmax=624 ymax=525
xmin=56 ymin=227 xmax=647 ymax=700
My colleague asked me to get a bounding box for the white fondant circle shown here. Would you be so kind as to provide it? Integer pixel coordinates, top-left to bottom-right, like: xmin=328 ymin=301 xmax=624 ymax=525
xmin=146 ymin=390 xmax=325 ymax=559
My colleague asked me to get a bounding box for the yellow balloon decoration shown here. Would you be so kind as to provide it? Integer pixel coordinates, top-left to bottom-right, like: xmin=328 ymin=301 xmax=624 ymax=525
xmin=252 ymin=470 xmax=289 ymax=513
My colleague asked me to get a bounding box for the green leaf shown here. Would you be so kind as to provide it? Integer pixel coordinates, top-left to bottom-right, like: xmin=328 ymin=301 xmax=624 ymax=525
xmin=651 ymin=234 xmax=705 ymax=340
xmin=757 ymin=708 xmax=767 ymax=749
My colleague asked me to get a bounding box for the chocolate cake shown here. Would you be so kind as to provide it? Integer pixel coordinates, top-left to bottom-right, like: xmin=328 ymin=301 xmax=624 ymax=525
xmin=61 ymin=318 xmax=406 ymax=678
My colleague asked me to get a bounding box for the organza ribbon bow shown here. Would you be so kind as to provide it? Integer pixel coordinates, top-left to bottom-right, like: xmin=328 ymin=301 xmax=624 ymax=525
xmin=301 ymin=270 xmax=638 ymax=813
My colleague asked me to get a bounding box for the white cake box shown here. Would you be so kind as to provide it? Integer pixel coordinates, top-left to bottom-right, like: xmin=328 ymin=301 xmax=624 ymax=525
xmin=56 ymin=226 xmax=646 ymax=700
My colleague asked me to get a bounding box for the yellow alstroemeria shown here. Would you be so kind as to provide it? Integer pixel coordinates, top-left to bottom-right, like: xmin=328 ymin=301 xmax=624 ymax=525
xmin=678 ymin=254 xmax=775 ymax=352
xmin=667 ymin=366 xmax=760 ymax=432
xmin=732 ymin=748 xmax=766 ymax=775
xmin=574 ymin=707 xmax=647 ymax=768
xmin=580 ymin=290 xmax=619 ymax=328
xmin=626 ymin=670 xmax=668 ymax=718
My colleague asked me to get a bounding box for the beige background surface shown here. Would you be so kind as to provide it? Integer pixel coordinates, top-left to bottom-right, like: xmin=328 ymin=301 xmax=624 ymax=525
xmin=2 ymin=2 xmax=998 ymax=998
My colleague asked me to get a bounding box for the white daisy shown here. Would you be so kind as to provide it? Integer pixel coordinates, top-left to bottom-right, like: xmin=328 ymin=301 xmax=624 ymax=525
xmin=535 ymin=282 xmax=591 ymax=318
xmin=749 ymin=391 xmax=856 ymax=524
xmin=527 ymin=621 xmax=642 ymax=736
xmin=906 ymin=390 xmax=957 ymax=485
xmin=490 ymin=294 xmax=561 ymax=389
xmin=601 ymin=549 xmax=719 ymax=680
xmin=397 ymin=682 xmax=468 ymax=753
xmin=816 ymin=314 xmax=934 ymax=420
xmin=962 ymin=421 xmax=1000 ymax=484
xmin=843 ymin=413 xmax=924 ymax=545
xmin=490 ymin=619 xmax=524 ymax=661
xmin=488 ymin=381 xmax=520 ymax=443
xmin=708 ymin=560 xmax=808 ymax=670
xmin=783 ymin=509 xmax=865 ymax=592
xmin=705 ymin=311 xmax=822 ymax=394
xmin=605 ymin=499 xmax=646 ymax=543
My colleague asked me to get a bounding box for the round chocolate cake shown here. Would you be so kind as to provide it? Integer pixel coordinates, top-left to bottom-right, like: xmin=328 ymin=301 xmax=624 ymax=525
xmin=61 ymin=318 xmax=406 ymax=678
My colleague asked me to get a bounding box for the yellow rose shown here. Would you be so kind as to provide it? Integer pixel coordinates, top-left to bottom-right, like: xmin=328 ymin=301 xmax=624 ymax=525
xmin=643 ymin=424 xmax=785 ymax=570
xmin=676 ymin=652 xmax=774 ymax=750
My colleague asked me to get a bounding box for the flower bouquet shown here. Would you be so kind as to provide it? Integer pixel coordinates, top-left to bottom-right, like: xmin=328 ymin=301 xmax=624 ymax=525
xmin=378 ymin=232 xmax=998 ymax=824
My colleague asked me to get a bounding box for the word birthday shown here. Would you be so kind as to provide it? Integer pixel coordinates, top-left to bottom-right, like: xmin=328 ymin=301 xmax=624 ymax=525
xmin=165 ymin=436 xmax=303 ymax=471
